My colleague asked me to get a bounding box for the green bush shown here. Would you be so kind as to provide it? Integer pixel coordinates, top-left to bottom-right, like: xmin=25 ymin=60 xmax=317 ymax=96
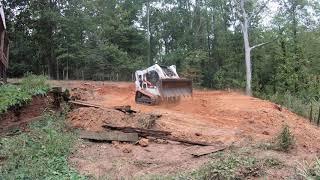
xmin=0 ymin=112 xmax=85 ymax=179
xmin=0 ymin=74 xmax=50 ymax=113
xmin=275 ymin=125 xmax=295 ymax=152
xmin=0 ymin=85 xmax=32 ymax=113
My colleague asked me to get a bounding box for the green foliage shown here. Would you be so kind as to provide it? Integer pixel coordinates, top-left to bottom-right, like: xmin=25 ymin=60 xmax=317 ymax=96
xmin=0 ymin=74 xmax=50 ymax=113
xmin=0 ymin=112 xmax=85 ymax=179
xmin=0 ymin=85 xmax=31 ymax=113
xmin=274 ymin=125 xmax=295 ymax=152
xmin=259 ymin=91 xmax=320 ymax=119
xmin=20 ymin=73 xmax=50 ymax=95
xmin=297 ymin=158 xmax=320 ymax=179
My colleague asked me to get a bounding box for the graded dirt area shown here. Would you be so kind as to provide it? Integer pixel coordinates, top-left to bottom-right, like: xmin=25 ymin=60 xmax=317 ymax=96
xmin=51 ymin=80 xmax=320 ymax=178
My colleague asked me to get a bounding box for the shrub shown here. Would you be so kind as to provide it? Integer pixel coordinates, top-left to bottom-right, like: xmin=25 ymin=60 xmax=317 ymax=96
xmin=274 ymin=125 xmax=295 ymax=152
xmin=0 ymin=74 xmax=50 ymax=113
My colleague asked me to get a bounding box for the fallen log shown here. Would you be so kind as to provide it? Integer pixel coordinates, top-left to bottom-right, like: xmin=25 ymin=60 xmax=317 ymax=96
xmin=68 ymin=101 xmax=138 ymax=114
xmin=165 ymin=137 xmax=213 ymax=146
xmin=69 ymin=100 xmax=102 ymax=108
xmin=190 ymin=146 xmax=227 ymax=157
xmin=102 ymin=124 xmax=171 ymax=137
xmin=102 ymin=124 xmax=212 ymax=146
xmin=79 ymin=130 xmax=139 ymax=142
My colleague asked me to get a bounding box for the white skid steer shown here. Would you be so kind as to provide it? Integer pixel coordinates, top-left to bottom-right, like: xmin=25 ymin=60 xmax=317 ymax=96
xmin=135 ymin=64 xmax=192 ymax=105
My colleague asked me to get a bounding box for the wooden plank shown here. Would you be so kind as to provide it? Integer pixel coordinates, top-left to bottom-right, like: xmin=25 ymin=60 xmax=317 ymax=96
xmin=69 ymin=100 xmax=102 ymax=108
xmin=102 ymin=124 xmax=212 ymax=146
xmin=102 ymin=124 xmax=172 ymax=137
xmin=165 ymin=137 xmax=213 ymax=146
xmin=79 ymin=130 xmax=139 ymax=142
xmin=190 ymin=146 xmax=227 ymax=157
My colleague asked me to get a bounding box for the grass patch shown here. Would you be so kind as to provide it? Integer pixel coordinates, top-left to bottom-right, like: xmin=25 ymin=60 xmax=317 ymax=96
xmin=296 ymin=158 xmax=320 ymax=179
xmin=263 ymin=157 xmax=283 ymax=168
xmin=0 ymin=74 xmax=50 ymax=113
xmin=141 ymin=150 xmax=266 ymax=180
xmin=0 ymin=111 xmax=85 ymax=179
xmin=258 ymin=125 xmax=295 ymax=152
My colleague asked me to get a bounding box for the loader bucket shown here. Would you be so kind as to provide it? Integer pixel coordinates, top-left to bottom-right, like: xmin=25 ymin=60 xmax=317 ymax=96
xmin=159 ymin=79 xmax=192 ymax=98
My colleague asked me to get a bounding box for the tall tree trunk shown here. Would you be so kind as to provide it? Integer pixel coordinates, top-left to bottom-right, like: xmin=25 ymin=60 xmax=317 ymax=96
xmin=240 ymin=0 xmax=252 ymax=96
xmin=146 ymin=0 xmax=151 ymax=65
xmin=56 ymin=59 xmax=59 ymax=80
xmin=66 ymin=59 xmax=69 ymax=80
xmin=242 ymin=25 xmax=252 ymax=96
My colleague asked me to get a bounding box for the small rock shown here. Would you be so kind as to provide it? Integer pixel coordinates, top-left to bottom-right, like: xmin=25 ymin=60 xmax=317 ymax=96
xmin=122 ymin=145 xmax=132 ymax=153
xmin=274 ymin=104 xmax=282 ymax=111
xmin=195 ymin=133 xmax=202 ymax=136
xmin=262 ymin=131 xmax=270 ymax=135
xmin=138 ymin=138 xmax=149 ymax=147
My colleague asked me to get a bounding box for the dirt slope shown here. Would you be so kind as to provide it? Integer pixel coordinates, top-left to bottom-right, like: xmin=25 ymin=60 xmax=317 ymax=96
xmin=64 ymin=81 xmax=319 ymax=153
xmin=52 ymin=80 xmax=320 ymax=178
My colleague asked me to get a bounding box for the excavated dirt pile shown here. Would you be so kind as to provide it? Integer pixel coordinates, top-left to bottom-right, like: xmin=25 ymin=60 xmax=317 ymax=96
xmin=58 ymin=81 xmax=320 ymax=179
xmin=68 ymin=107 xmax=162 ymax=132
xmin=66 ymin=81 xmax=320 ymax=151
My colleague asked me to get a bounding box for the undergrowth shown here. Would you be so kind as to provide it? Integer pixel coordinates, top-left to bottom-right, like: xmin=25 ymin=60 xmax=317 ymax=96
xmin=0 ymin=111 xmax=85 ymax=179
xmin=275 ymin=125 xmax=295 ymax=152
xmin=297 ymin=158 xmax=320 ymax=179
xmin=0 ymin=74 xmax=50 ymax=113
xmin=258 ymin=125 xmax=295 ymax=152
xmin=141 ymin=150 xmax=271 ymax=180
xmin=259 ymin=91 xmax=320 ymax=120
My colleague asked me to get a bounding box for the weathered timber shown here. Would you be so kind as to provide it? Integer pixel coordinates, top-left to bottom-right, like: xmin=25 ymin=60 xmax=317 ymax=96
xmin=102 ymin=124 xmax=212 ymax=146
xmin=190 ymin=146 xmax=227 ymax=157
xmin=79 ymin=130 xmax=139 ymax=142
xmin=69 ymin=100 xmax=102 ymax=108
xmin=165 ymin=137 xmax=213 ymax=146
xmin=102 ymin=124 xmax=171 ymax=137
xmin=69 ymin=101 xmax=137 ymax=114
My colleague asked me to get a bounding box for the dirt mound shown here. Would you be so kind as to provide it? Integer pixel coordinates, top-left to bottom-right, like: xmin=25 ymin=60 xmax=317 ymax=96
xmin=97 ymin=84 xmax=135 ymax=96
xmin=68 ymin=107 xmax=162 ymax=132
xmin=68 ymin=108 xmax=126 ymax=131
xmin=70 ymin=87 xmax=95 ymax=101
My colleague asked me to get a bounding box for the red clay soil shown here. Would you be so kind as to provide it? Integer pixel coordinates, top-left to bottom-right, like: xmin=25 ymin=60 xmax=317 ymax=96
xmin=0 ymin=96 xmax=53 ymax=134
xmin=65 ymin=81 xmax=320 ymax=152
xmin=58 ymin=80 xmax=320 ymax=178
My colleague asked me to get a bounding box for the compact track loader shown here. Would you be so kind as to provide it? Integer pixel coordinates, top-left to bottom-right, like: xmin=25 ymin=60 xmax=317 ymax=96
xmin=134 ymin=64 xmax=192 ymax=105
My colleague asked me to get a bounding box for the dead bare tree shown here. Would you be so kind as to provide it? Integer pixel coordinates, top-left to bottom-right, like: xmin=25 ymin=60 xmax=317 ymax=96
xmin=237 ymin=0 xmax=270 ymax=96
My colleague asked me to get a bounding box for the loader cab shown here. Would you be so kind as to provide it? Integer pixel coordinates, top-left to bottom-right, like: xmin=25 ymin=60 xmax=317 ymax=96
xmin=146 ymin=70 xmax=159 ymax=86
